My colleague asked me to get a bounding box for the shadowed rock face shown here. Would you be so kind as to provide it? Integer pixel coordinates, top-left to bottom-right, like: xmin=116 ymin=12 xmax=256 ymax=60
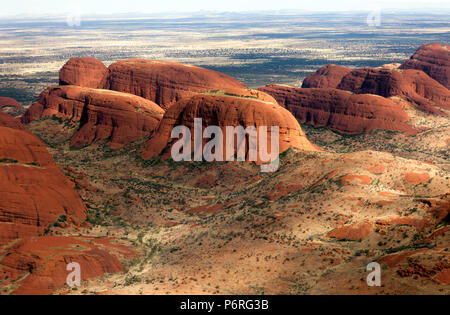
xmin=59 ymin=57 xmax=108 ymax=89
xmin=21 ymin=86 xmax=165 ymax=149
xmin=337 ymin=68 xmax=450 ymax=115
xmin=258 ymin=85 xmax=415 ymax=134
xmin=302 ymin=64 xmax=352 ymax=89
xmin=106 ymin=59 xmax=248 ymax=109
xmin=0 ymin=112 xmax=86 ymax=245
xmin=400 ymin=43 xmax=450 ymax=89
xmin=143 ymin=89 xmax=319 ymax=161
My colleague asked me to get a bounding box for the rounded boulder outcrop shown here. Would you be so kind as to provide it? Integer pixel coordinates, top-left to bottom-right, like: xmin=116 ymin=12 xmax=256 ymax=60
xmin=400 ymin=43 xmax=450 ymax=89
xmin=59 ymin=57 xmax=108 ymax=89
xmin=337 ymin=68 xmax=450 ymax=115
xmin=0 ymin=111 xmax=26 ymax=131
xmin=258 ymin=85 xmax=415 ymax=134
xmin=301 ymin=64 xmax=352 ymax=89
xmin=0 ymin=97 xmax=22 ymax=109
xmin=143 ymin=89 xmax=319 ymax=161
xmin=0 ymin=97 xmax=24 ymax=117
xmin=22 ymin=86 xmax=165 ymax=148
xmin=106 ymin=59 xmax=248 ymax=109
xmin=0 ymin=112 xmax=86 ymax=245
xmin=0 ymin=236 xmax=130 ymax=295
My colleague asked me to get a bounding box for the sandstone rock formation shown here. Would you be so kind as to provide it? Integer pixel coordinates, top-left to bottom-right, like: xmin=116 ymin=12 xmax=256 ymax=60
xmin=258 ymin=85 xmax=415 ymax=134
xmin=0 ymin=97 xmax=24 ymax=117
xmin=106 ymin=59 xmax=247 ymax=109
xmin=0 ymin=97 xmax=22 ymax=109
xmin=400 ymin=43 xmax=450 ymax=89
xmin=22 ymin=86 xmax=165 ymax=148
xmin=59 ymin=57 xmax=108 ymax=89
xmin=0 ymin=112 xmax=86 ymax=245
xmin=143 ymin=89 xmax=319 ymax=161
xmin=0 ymin=111 xmax=25 ymax=131
xmin=0 ymin=236 xmax=131 ymax=294
xmin=337 ymin=68 xmax=450 ymax=115
xmin=301 ymin=64 xmax=352 ymax=89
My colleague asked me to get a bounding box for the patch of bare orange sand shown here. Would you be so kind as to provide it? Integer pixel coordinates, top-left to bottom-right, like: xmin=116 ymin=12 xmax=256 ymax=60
xmin=404 ymin=172 xmax=430 ymax=185
xmin=327 ymin=221 xmax=372 ymax=241
xmin=340 ymin=174 xmax=372 ymax=186
xmin=366 ymin=164 xmax=386 ymax=174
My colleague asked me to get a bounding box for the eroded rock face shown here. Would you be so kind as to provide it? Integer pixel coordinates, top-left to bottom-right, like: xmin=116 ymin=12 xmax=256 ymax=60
xmin=0 ymin=97 xmax=24 ymax=117
xmin=21 ymin=87 xmax=84 ymax=124
xmin=0 ymin=236 xmax=132 ymax=295
xmin=258 ymin=85 xmax=415 ymax=134
xmin=59 ymin=57 xmax=108 ymax=89
xmin=0 ymin=97 xmax=22 ymax=109
xmin=143 ymin=89 xmax=319 ymax=161
xmin=337 ymin=68 xmax=450 ymax=115
xmin=106 ymin=59 xmax=248 ymax=109
xmin=400 ymin=43 xmax=450 ymax=89
xmin=0 ymin=111 xmax=26 ymax=131
xmin=301 ymin=64 xmax=352 ymax=89
xmin=22 ymin=86 xmax=165 ymax=148
xmin=0 ymin=112 xmax=86 ymax=245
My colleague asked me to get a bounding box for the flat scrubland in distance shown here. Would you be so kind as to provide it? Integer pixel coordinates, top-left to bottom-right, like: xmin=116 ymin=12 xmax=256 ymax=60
xmin=1 ymin=11 xmax=450 ymax=105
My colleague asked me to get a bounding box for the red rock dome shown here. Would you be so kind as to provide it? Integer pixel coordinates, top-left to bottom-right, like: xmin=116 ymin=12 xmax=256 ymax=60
xmin=0 ymin=97 xmax=24 ymax=117
xmin=143 ymin=89 xmax=319 ymax=161
xmin=258 ymin=85 xmax=415 ymax=134
xmin=0 ymin=97 xmax=22 ymax=109
xmin=0 ymin=236 xmax=129 ymax=295
xmin=302 ymin=64 xmax=352 ymax=89
xmin=400 ymin=43 xmax=450 ymax=89
xmin=106 ymin=59 xmax=248 ymax=109
xmin=59 ymin=57 xmax=108 ymax=89
xmin=337 ymin=68 xmax=450 ymax=115
xmin=0 ymin=112 xmax=86 ymax=245
xmin=22 ymin=86 xmax=165 ymax=148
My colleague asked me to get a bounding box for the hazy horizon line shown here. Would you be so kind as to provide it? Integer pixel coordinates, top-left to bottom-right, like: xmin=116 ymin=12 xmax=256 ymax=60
xmin=2 ymin=8 xmax=450 ymax=21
